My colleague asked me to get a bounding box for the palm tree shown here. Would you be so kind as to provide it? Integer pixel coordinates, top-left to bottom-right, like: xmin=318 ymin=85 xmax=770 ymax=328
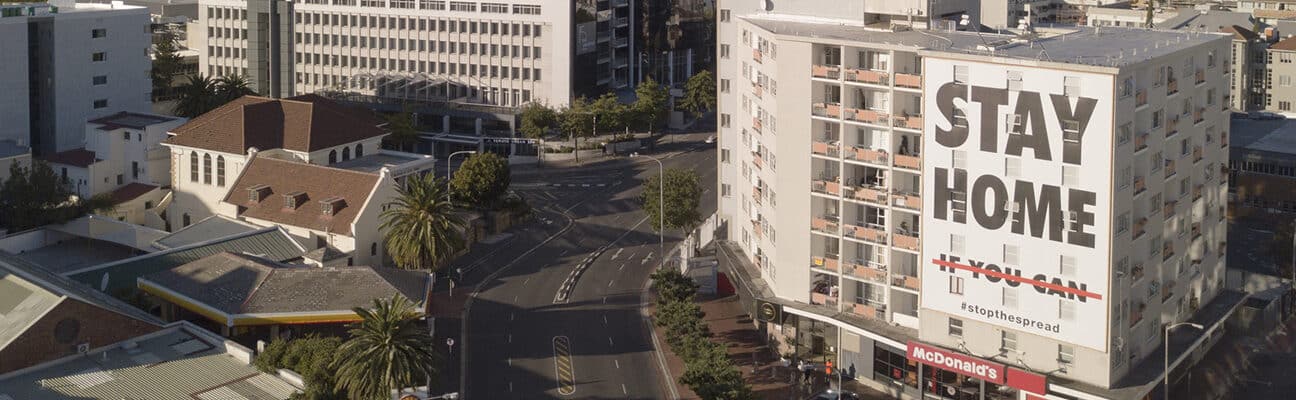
xmin=380 ymin=173 xmax=465 ymax=271
xmin=173 ymin=74 xmax=217 ymax=118
xmin=333 ymin=295 xmax=439 ymax=400
xmin=214 ymin=74 xmax=255 ymax=103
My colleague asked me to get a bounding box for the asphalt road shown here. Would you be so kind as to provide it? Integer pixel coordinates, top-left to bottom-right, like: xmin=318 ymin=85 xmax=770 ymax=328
xmin=461 ymin=134 xmax=718 ymax=399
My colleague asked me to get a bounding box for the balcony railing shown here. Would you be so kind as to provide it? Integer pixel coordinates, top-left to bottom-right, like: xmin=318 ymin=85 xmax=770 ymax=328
xmin=812 ymin=102 xmax=842 ymax=118
xmin=811 ymin=256 xmax=839 ymax=271
xmin=1161 ymin=280 xmax=1176 ymax=302
xmin=1133 ymin=217 xmax=1147 ymax=239
xmin=894 ymin=154 xmax=921 ymax=170
xmin=895 ymin=73 xmax=921 ymax=89
xmin=1132 ymin=263 xmax=1145 ymax=281
xmin=810 ymin=291 xmax=836 ymax=306
xmin=752 ymin=48 xmax=763 ymax=63
xmin=812 ymin=179 xmax=841 ymax=196
xmin=845 ymin=262 xmax=888 ymax=284
xmin=812 ymin=140 xmax=841 ymax=157
xmin=752 ymin=186 xmax=762 ymax=204
xmin=1194 ymin=108 xmax=1204 ymax=124
xmin=753 ymin=84 xmax=764 ymax=99
xmin=1134 ymin=176 xmax=1146 ymax=195
xmin=1135 ymin=131 xmax=1149 ymax=152
xmin=1167 ymin=79 xmax=1178 ymax=95
xmin=846 ymin=146 xmax=888 ymax=164
xmin=891 ymin=191 xmax=920 ymax=210
xmin=752 ymin=153 xmax=763 ymax=169
xmin=891 ymin=274 xmax=920 ymax=290
xmin=1193 ymin=146 xmax=1203 ymax=163
xmin=615 ymin=17 xmax=629 ymax=26
xmin=1195 ymin=69 xmax=1205 ymax=85
xmin=846 ymin=108 xmax=889 ymax=124
xmin=845 ymin=223 xmax=887 ymax=244
xmin=1164 ymin=200 xmax=1177 ymax=219
xmin=893 ymin=114 xmax=923 ymax=130
xmin=1166 ymin=115 xmax=1179 ymax=137
xmin=851 ymin=303 xmax=885 ymax=320
xmin=846 ymin=68 xmax=888 ymax=85
xmin=1163 ymin=241 xmax=1175 ymax=261
xmin=811 ymin=216 xmax=839 ymax=235
xmin=1193 ymin=184 xmax=1203 ymax=201
xmin=1191 ymin=222 xmax=1202 ymax=239
xmin=812 ymin=65 xmax=841 ymax=79
xmin=1130 ymin=303 xmax=1145 ymax=327
xmin=844 ymin=185 xmax=888 ymax=204
xmin=893 ymin=231 xmax=920 ymax=251
xmin=1136 ymin=89 xmax=1148 ymax=107
xmin=752 ymin=116 xmax=763 ymax=133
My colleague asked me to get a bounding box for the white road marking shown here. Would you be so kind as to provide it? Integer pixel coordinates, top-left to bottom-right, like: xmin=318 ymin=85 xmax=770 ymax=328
xmin=615 ymin=359 xmax=620 ymax=369
xmin=510 ymin=312 xmax=515 ymax=321
xmin=559 ymin=250 xmax=569 ymax=256
xmin=622 ymin=384 xmax=628 ymax=394
xmin=618 ymin=263 xmax=626 ymax=271
xmin=602 ymin=296 xmax=607 ymax=304
xmin=508 ymin=334 xmax=513 ymax=343
xmin=523 ymin=277 xmax=531 ymax=285
xmin=513 ymin=295 xmax=518 ymax=302
xmin=627 ymin=251 xmax=638 ymax=260
xmin=610 ymin=248 xmax=624 ymax=260
xmin=608 ymin=279 xmax=615 ymax=287
xmin=608 ymin=337 xmax=615 ymax=346
xmin=508 ymin=358 xmax=512 ymax=366
xmin=602 ymin=315 xmax=608 ymax=325
xmin=510 ymin=382 xmax=514 ymax=392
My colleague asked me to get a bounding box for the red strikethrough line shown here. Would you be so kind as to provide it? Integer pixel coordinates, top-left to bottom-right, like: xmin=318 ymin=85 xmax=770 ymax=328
xmin=932 ymin=259 xmax=1103 ymax=300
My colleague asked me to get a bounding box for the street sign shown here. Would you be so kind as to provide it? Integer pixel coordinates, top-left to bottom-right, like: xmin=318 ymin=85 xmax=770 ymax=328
xmin=446 ymin=338 xmax=455 ymax=347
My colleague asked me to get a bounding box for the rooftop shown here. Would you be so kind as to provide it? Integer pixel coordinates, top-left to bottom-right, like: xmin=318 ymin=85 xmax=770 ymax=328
xmin=164 ymin=94 xmax=387 ymax=154
xmin=107 ymin=183 xmax=158 ymax=205
xmin=139 ymin=253 xmax=428 ymax=322
xmin=222 ymin=157 xmax=382 ymax=236
xmin=40 ymin=148 xmax=98 ymax=168
xmin=0 ymin=323 xmax=300 ymax=400
xmin=0 ymin=140 xmax=28 ymax=160
xmin=330 ymin=150 xmax=435 ymax=176
xmin=88 ymin=111 xmax=178 ymax=131
xmin=11 ymin=237 xmax=140 ymax=275
xmin=1228 ymin=117 xmax=1296 ymax=155
xmin=152 ymin=215 xmax=262 ymax=250
xmin=744 ymin=17 xmax=1229 ymax=70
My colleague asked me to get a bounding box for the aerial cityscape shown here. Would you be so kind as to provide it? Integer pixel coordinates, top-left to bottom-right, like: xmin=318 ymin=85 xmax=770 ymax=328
xmin=1 ymin=0 xmax=1295 ymax=399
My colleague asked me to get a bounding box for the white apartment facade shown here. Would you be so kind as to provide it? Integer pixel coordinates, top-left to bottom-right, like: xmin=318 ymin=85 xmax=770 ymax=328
xmin=47 ymin=112 xmax=187 ymax=197
xmin=196 ymin=0 xmax=634 ymax=108
xmin=0 ymin=0 xmax=153 ymax=156
xmin=716 ymin=5 xmax=1239 ymax=398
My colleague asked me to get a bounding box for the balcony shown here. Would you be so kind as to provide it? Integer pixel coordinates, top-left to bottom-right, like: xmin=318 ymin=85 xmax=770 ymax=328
xmin=1166 ymin=115 xmax=1179 ymax=137
xmin=1135 ymin=131 xmax=1149 ymax=152
xmin=893 ymin=231 xmax=920 ymax=251
xmin=752 ymin=48 xmax=763 ymax=63
xmin=812 ymin=179 xmax=841 ymax=196
xmin=1133 ymin=176 xmax=1146 ymax=195
xmin=1193 ymin=184 xmax=1203 ymax=201
xmin=1193 ymin=146 xmax=1203 ymax=163
xmin=1132 ymin=263 xmax=1145 ymax=281
xmin=846 ymin=146 xmax=888 ymax=164
xmin=851 ymin=303 xmax=885 ymax=320
xmin=1167 ymin=79 xmax=1178 ymax=95
xmin=845 ymin=262 xmax=888 ymax=284
xmin=812 ymin=140 xmax=841 ymax=157
xmin=611 ymin=0 xmax=628 ymax=6
xmin=893 ymin=154 xmax=921 ymax=170
xmin=811 ymin=216 xmax=839 ymax=235
xmin=811 ymin=256 xmax=839 ymax=271
xmin=895 ymin=73 xmax=921 ymax=89
xmin=844 ymin=185 xmax=888 ymax=205
xmin=1221 ymin=131 xmax=1229 ymax=148
xmin=892 ymin=274 xmax=920 ymax=290
xmin=893 ymin=114 xmax=923 ymax=130
xmin=615 ymin=17 xmax=629 ymax=27
xmin=812 ymin=65 xmax=841 ymax=79
xmin=812 ymin=102 xmax=842 ymax=118
xmin=1130 ymin=302 xmax=1145 ymax=328
xmin=752 ymin=84 xmax=764 ymax=99
xmin=1191 ymin=221 xmax=1202 ymax=240
xmin=845 ymin=68 xmax=887 ymax=85
xmin=752 ymin=186 xmax=762 ymax=204
xmin=753 ymin=221 xmax=763 ymax=239
xmin=1165 ymin=158 xmax=1176 ymax=178
xmin=1163 ymin=241 xmax=1175 ymax=261
xmin=1161 ymin=280 xmax=1176 ymax=302
xmin=613 ymin=37 xmax=628 ymax=47
xmin=1195 ymin=69 xmax=1205 ymax=85
xmin=1136 ymin=89 xmax=1148 ymax=107
xmin=844 ymin=223 xmax=887 ymax=244
xmin=1133 ymin=217 xmax=1147 ymax=239
xmin=752 ymin=153 xmax=763 ymax=169
xmin=810 ymin=291 xmax=837 ymax=306
xmin=891 ymin=191 xmax=920 ymax=210
xmin=846 ymin=108 xmax=889 ymax=125
xmin=1164 ymin=200 xmax=1177 ymax=219
xmin=1194 ymin=108 xmax=1204 ymax=124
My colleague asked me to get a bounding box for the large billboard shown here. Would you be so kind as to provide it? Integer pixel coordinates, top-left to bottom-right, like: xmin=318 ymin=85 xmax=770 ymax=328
xmin=920 ymin=58 xmax=1113 ymax=351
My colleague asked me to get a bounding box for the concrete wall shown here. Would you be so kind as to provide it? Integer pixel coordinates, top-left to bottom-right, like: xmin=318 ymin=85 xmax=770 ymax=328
xmin=1266 ymin=49 xmax=1296 ymax=113
xmin=165 ymin=145 xmax=247 ymax=230
xmin=0 ymin=229 xmax=77 ymax=254
xmin=0 ymin=298 xmax=161 ymax=375
xmin=0 ymin=19 xmax=30 ymax=146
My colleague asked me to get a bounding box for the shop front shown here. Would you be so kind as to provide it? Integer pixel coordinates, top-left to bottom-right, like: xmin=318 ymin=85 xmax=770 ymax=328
xmin=881 ymin=340 xmax=1047 ymax=400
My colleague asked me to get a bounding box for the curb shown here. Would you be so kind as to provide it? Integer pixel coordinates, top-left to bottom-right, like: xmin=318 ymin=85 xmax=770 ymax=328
xmin=641 ymin=277 xmax=682 ymax=400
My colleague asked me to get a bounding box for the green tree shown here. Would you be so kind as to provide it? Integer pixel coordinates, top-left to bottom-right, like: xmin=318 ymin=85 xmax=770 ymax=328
xmin=656 ymin=300 xmax=710 ymax=348
xmin=632 ymin=77 xmax=670 ymax=134
xmin=640 ymin=168 xmax=702 ymax=232
xmin=680 ymin=343 xmax=756 ymax=400
xmin=215 ymin=74 xmax=256 ymax=103
xmin=518 ymin=102 xmax=557 ymax=139
xmin=333 ymin=295 xmax=439 ymax=400
xmin=384 ymin=108 xmax=419 ymax=151
xmin=450 ymin=153 xmax=511 ymax=208
xmin=559 ymin=97 xmax=594 ymax=139
xmin=254 ymin=336 xmax=346 ymax=400
xmin=380 ymin=173 xmax=465 ymax=271
xmin=680 ymin=70 xmax=716 ymax=118
xmin=0 ymin=161 xmax=113 ymax=232
xmin=151 ymin=30 xmax=184 ymax=99
xmin=588 ymin=92 xmax=628 ymax=132
xmin=173 ymin=74 xmax=218 ymax=118
xmin=651 ymin=268 xmax=699 ymax=304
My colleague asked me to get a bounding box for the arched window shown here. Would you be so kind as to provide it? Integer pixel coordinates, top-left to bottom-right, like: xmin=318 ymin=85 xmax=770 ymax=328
xmin=342 ymin=147 xmax=351 ymax=161
xmin=189 ymin=152 xmax=198 ymax=182
xmin=329 ymin=150 xmax=337 ymax=164
xmin=216 ymin=156 xmax=226 ymax=187
xmin=202 ymin=154 xmax=212 ymax=184
xmin=356 ymin=143 xmax=364 ymax=157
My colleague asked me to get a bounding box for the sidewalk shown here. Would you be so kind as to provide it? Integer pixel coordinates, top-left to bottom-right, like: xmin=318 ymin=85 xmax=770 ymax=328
xmin=647 ymin=294 xmax=896 ymax=400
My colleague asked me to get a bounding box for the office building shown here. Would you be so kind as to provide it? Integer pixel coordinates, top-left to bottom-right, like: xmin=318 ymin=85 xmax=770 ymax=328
xmin=715 ymin=1 xmax=1241 ymax=397
xmin=196 ymin=0 xmax=634 ymax=109
xmin=0 ymin=0 xmax=152 ymax=156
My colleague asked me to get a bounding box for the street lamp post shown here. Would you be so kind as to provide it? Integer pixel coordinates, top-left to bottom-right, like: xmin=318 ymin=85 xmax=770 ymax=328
xmin=631 ymin=152 xmax=664 ymax=266
xmin=1164 ymin=322 xmax=1204 ymax=400
xmin=446 ymin=150 xmax=477 ymax=200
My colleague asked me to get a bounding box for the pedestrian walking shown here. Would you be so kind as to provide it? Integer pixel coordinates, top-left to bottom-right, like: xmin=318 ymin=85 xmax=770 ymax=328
xmin=799 ymin=360 xmax=812 ymax=384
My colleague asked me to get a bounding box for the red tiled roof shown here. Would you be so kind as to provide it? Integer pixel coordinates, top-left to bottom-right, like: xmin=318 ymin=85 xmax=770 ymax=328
xmin=164 ymin=95 xmax=388 ymax=154
xmin=108 ymin=183 xmax=158 ymax=204
xmin=221 ymin=157 xmax=381 ymax=236
xmin=40 ymin=149 xmax=98 ymax=168
xmin=1220 ymin=25 xmax=1259 ymax=42
xmin=1272 ymin=35 xmax=1296 ymax=52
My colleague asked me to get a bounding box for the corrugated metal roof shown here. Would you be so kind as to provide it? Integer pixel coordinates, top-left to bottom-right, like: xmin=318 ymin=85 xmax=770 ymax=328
xmin=0 ymin=252 xmax=164 ymax=339
xmin=66 ymin=227 xmax=306 ymax=296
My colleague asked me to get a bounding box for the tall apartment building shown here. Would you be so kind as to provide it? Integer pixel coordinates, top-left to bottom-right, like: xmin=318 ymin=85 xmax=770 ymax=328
xmin=716 ymin=2 xmax=1241 ymax=398
xmin=196 ymin=0 xmax=633 ymax=109
xmin=0 ymin=0 xmax=152 ymax=156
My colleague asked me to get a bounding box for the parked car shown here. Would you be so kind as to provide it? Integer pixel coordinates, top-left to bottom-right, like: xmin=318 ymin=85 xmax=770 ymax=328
xmin=1249 ymin=111 xmax=1285 ymax=120
xmin=705 ymin=134 xmax=716 ymax=144
xmin=807 ymin=389 xmax=859 ymax=400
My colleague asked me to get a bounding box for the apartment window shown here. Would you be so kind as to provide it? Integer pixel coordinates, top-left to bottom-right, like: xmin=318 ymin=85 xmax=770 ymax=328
xmin=948 ymin=318 xmax=964 ymax=338
xmin=1152 ymin=109 xmax=1163 ymax=128
xmin=202 ymin=154 xmax=212 ymax=184
xmin=216 ymin=156 xmax=226 ymax=187
xmin=1001 ymin=332 xmax=1018 ymax=353
xmin=1058 ymin=345 xmax=1075 ymax=366
xmin=1003 ymin=287 xmax=1018 ymax=308
xmin=720 ymin=44 xmax=730 ymax=59
xmin=1117 ymin=212 xmax=1130 ymax=234
xmin=1120 ymin=77 xmax=1134 ymax=98
xmin=720 ymin=113 xmax=731 ymax=127
xmin=720 ymin=79 xmax=730 ymax=93
xmin=481 ymin=2 xmax=507 ymax=13
xmin=449 ymin=1 xmax=475 ymax=11
xmin=92 ymin=52 xmax=107 ymax=62
xmin=92 ymin=75 xmax=107 ymax=85
xmin=721 ymin=149 xmax=730 ymax=163
xmin=93 ymin=99 xmax=108 ymax=109
xmin=189 ymin=152 xmax=198 ymax=182
xmin=1282 ymin=101 xmax=1293 ymax=111
xmin=91 ymin=28 xmax=107 ymax=38
xmin=720 ymin=9 xmax=730 ymax=22
xmin=949 ymin=276 xmax=964 ymax=295
xmin=1118 ymin=122 xmax=1132 ymax=144
xmin=721 ymin=183 xmax=731 ymax=197
xmin=512 ymin=4 xmax=540 ymax=14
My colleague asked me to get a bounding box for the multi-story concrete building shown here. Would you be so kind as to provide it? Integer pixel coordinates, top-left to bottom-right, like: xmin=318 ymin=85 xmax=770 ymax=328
xmin=715 ymin=2 xmax=1242 ymax=397
xmin=0 ymin=0 xmax=153 ymax=156
xmin=195 ymin=0 xmax=634 ymax=109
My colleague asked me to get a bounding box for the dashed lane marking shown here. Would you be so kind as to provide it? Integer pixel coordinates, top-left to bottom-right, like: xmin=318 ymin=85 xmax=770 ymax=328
xmin=553 ymin=336 xmax=576 ymax=396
